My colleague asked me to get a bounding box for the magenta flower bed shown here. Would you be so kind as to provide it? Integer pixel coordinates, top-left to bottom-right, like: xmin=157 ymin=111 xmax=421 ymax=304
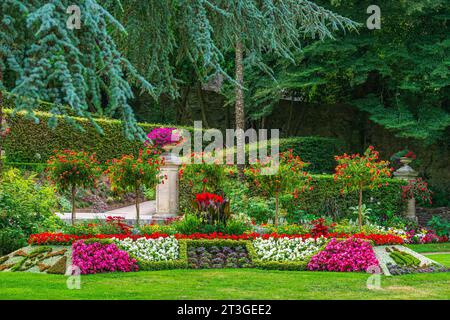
xmin=72 ymin=241 xmax=138 ymax=274
xmin=307 ymin=238 xmax=379 ymax=272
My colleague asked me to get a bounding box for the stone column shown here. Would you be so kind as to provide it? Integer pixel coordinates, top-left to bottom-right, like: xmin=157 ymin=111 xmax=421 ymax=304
xmin=154 ymin=152 xmax=181 ymax=219
xmin=394 ymin=157 xmax=418 ymax=222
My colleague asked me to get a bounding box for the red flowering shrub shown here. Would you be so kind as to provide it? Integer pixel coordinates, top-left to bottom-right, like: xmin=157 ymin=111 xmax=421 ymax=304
xmin=105 ymin=147 xmax=163 ymax=226
xmin=245 ymin=150 xmax=312 ymax=225
xmin=46 ymin=150 xmax=101 ymax=224
xmin=105 ymin=216 xmax=133 ymax=234
xmin=310 ymin=218 xmax=335 ymax=237
xmin=334 ymin=146 xmax=392 ymax=228
xmin=193 ymin=192 xmax=230 ymax=225
xmin=401 ymin=178 xmax=433 ymax=205
xmin=195 ymin=192 xmax=225 ymax=207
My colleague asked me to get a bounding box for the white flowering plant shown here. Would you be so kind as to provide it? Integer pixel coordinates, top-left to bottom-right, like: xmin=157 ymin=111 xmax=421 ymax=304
xmin=114 ymin=237 xmax=179 ymax=262
xmin=253 ymin=237 xmax=328 ymax=262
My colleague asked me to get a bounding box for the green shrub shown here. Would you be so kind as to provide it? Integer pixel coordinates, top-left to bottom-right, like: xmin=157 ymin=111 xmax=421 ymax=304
xmin=427 ymin=216 xmax=450 ymax=237
xmin=0 ymin=228 xmax=27 ymax=256
xmin=0 ymin=169 xmax=62 ymax=255
xmin=231 ymin=136 xmax=345 ymax=174
xmin=277 ymin=136 xmax=346 ymax=173
xmin=172 ymin=214 xmax=252 ymax=235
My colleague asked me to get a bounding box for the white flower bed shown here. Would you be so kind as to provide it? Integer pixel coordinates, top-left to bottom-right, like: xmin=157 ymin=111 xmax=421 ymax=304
xmin=114 ymin=237 xmax=179 ymax=262
xmin=253 ymin=237 xmax=328 ymax=262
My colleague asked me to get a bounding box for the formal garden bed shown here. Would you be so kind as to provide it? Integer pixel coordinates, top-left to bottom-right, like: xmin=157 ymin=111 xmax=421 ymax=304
xmin=1 ymin=128 xmax=449 ymax=281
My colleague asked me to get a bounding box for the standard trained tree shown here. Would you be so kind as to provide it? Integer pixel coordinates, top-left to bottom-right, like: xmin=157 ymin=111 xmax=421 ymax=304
xmin=46 ymin=150 xmax=101 ymax=224
xmin=334 ymin=146 xmax=393 ymax=229
xmin=105 ymin=148 xmax=164 ymax=226
xmin=245 ymin=150 xmax=312 ymax=226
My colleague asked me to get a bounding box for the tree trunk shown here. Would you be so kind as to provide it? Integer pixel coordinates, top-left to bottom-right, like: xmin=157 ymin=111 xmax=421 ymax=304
xmin=358 ymin=186 xmax=363 ymax=230
xmin=135 ymin=183 xmax=140 ymax=227
xmin=71 ymin=185 xmax=76 ymax=225
xmin=275 ymin=191 xmax=279 ymax=226
xmin=235 ymin=39 xmax=245 ymax=179
xmin=196 ymin=82 xmax=210 ymax=128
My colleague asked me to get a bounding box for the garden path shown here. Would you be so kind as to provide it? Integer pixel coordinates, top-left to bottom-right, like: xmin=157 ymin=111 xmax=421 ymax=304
xmin=57 ymin=200 xmax=156 ymax=224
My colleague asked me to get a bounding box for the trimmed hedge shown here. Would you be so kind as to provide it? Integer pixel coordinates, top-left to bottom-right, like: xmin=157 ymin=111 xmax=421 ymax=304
xmin=3 ymin=108 xmax=191 ymax=163
xmin=277 ymin=137 xmax=345 ymax=173
xmin=281 ymin=175 xmax=407 ymax=218
xmin=230 ymin=136 xmax=345 ymax=174
xmin=4 ymin=107 xmax=343 ymax=174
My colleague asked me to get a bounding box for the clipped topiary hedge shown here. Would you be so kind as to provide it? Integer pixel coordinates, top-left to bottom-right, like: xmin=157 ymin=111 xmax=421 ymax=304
xmin=2 ymin=108 xmax=192 ymax=163
xmin=4 ymin=107 xmax=344 ymax=174
xmin=281 ymin=174 xmax=407 ymax=219
xmin=277 ymin=136 xmax=346 ymax=173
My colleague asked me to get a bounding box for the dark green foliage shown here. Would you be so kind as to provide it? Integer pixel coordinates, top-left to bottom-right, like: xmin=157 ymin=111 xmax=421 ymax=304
xmin=278 ymin=137 xmax=345 ymax=173
xmin=0 ymin=1 xmax=155 ymax=140
xmin=0 ymin=227 xmax=27 ymax=256
xmin=47 ymin=256 xmax=67 ymax=275
xmin=248 ymin=0 xmax=450 ymax=142
xmin=427 ymin=216 xmax=450 ymax=237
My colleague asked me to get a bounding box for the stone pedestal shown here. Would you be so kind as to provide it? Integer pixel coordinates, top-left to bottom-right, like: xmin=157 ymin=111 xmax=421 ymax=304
xmin=394 ymin=157 xmax=418 ymax=222
xmin=154 ymin=152 xmax=181 ymax=219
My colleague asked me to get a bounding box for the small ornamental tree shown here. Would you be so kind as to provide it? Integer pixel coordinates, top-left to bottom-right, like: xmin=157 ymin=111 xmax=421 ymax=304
xmin=46 ymin=150 xmax=101 ymax=225
xmin=105 ymin=148 xmax=164 ymax=226
xmin=245 ymin=150 xmax=312 ymax=226
xmin=179 ymin=152 xmax=227 ymax=194
xmin=334 ymin=146 xmax=393 ymax=229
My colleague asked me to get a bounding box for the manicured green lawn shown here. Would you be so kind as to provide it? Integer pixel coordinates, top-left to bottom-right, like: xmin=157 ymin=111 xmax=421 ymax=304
xmin=406 ymin=243 xmax=450 ymax=253
xmin=426 ymin=254 xmax=450 ymax=267
xmin=1 ymin=268 xmax=449 ymax=300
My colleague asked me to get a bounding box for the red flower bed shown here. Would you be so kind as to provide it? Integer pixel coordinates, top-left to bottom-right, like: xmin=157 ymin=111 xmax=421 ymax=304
xmin=28 ymin=231 xmax=406 ymax=246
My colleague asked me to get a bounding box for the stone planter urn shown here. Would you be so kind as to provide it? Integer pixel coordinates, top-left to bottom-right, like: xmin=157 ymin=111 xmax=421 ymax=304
xmin=154 ymin=143 xmax=181 ymax=220
xmin=394 ymin=156 xmax=418 ymax=222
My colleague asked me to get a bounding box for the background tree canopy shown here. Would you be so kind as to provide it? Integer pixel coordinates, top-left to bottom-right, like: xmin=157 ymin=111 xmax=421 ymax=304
xmin=234 ymin=0 xmax=450 ymax=143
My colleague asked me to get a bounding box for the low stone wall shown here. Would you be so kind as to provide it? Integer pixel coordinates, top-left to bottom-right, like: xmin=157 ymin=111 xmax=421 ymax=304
xmin=416 ymin=207 xmax=450 ymax=226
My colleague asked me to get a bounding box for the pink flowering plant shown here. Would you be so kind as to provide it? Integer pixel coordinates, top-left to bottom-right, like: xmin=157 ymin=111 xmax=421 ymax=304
xmin=307 ymin=238 xmax=379 ymax=272
xmin=146 ymin=127 xmax=181 ymax=147
xmin=72 ymin=240 xmax=138 ymax=274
